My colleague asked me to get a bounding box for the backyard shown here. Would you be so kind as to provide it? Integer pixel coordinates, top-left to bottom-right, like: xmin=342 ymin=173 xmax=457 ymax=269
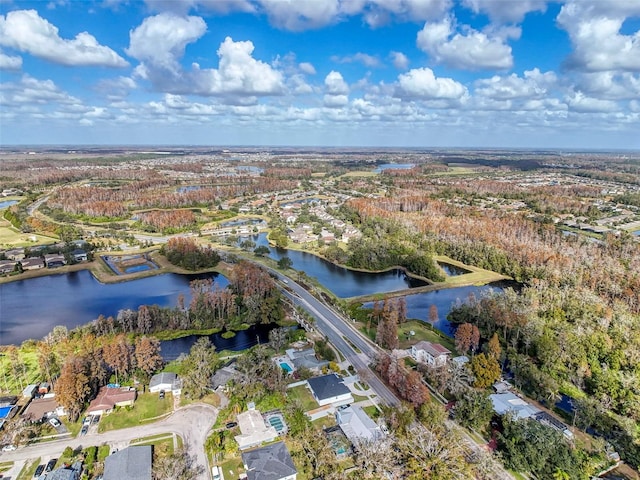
xmin=98 ymin=392 xmax=173 ymax=432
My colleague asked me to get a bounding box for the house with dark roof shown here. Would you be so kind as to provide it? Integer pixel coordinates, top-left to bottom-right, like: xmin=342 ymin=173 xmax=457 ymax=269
xmin=71 ymin=249 xmax=88 ymax=262
xmin=20 ymin=257 xmax=45 ymax=270
xmin=44 ymin=253 xmax=66 ymax=268
xmin=242 ymin=442 xmax=297 ymax=480
xmin=46 ymin=461 xmax=82 ymax=480
xmin=104 ymin=445 xmax=152 ymax=480
xmin=21 ymin=395 xmax=65 ymax=422
xmin=0 ymin=260 xmax=17 ymax=274
xmin=285 ymin=348 xmax=328 ymax=371
xmin=307 ymin=374 xmax=353 ymax=407
xmin=410 ymin=341 xmax=451 ymax=367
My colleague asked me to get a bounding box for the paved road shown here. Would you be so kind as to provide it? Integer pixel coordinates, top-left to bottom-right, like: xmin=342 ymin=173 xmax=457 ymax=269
xmin=271 ymin=271 xmax=400 ymax=407
xmin=0 ymin=404 xmax=217 ymax=480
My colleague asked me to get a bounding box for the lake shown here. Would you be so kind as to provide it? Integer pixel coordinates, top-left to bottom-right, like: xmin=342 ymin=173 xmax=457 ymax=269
xmin=248 ymin=233 xmax=427 ymax=297
xmin=0 ymin=200 xmax=18 ymax=209
xmin=374 ymin=163 xmax=415 ymax=173
xmin=364 ymin=283 xmax=508 ymax=337
xmin=0 ymin=270 xmax=228 ymax=345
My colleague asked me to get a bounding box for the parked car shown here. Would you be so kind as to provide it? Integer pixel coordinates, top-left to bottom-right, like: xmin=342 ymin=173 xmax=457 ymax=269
xmin=1 ymin=444 xmax=16 ymax=452
xmin=34 ymin=464 xmax=45 ymax=477
xmin=48 ymin=418 xmax=61 ymax=428
xmin=45 ymin=459 xmax=57 ymax=472
xmin=80 ymin=425 xmax=89 ymax=436
xmin=225 ymin=422 xmax=237 ymax=429
xmin=211 ymin=466 xmax=221 ymax=480
xmin=159 ymin=390 xmax=165 ymax=399
xmin=82 ymin=417 xmax=91 ymax=426
xmin=91 ymin=415 xmax=100 ymax=424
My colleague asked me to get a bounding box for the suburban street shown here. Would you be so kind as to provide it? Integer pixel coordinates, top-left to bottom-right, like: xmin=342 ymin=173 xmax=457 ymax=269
xmin=272 ymin=270 xmax=400 ymax=407
xmin=0 ymin=404 xmax=217 ymax=480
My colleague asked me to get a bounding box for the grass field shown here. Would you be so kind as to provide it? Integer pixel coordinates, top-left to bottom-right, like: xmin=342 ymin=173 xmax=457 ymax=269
xmin=17 ymin=459 xmax=40 ymax=480
xmin=0 ymin=219 xmax=57 ymax=249
xmin=0 ymin=346 xmax=41 ymax=393
xmin=98 ymin=392 xmax=173 ymax=432
xmin=396 ymin=320 xmax=457 ymax=352
xmin=435 ymin=255 xmax=509 ymax=286
xmin=286 ymin=385 xmax=318 ymax=412
xmin=339 ymin=171 xmax=378 ymax=178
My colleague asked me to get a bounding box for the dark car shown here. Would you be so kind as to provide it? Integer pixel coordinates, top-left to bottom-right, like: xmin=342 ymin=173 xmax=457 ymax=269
xmin=159 ymin=390 xmax=165 ymax=399
xmin=80 ymin=425 xmax=88 ymax=436
xmin=34 ymin=464 xmax=45 ymax=477
xmin=91 ymin=415 xmax=100 ymax=425
xmin=225 ymin=422 xmax=237 ymax=429
xmin=45 ymin=459 xmax=58 ymax=472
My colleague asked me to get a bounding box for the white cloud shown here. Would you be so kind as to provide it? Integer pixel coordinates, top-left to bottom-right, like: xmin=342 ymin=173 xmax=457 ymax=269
xmin=299 ymin=62 xmax=316 ymax=75
xmin=324 ymin=70 xmax=349 ymax=94
xmin=576 ymin=72 xmax=640 ymax=100
xmin=95 ymin=76 xmax=137 ymax=100
xmin=395 ymin=67 xmax=467 ymax=99
xmin=390 ymin=51 xmax=409 ymax=70
xmin=566 ymin=91 xmax=619 ymax=113
xmin=0 ymin=74 xmax=81 ymax=106
xmin=126 ymin=13 xmax=207 ymax=73
xmin=363 ymin=0 xmax=451 ymax=27
xmin=257 ymin=0 xmax=342 ymax=31
xmin=0 ymin=50 xmax=22 ymax=70
xmin=332 ymin=52 xmax=381 ymax=68
xmin=417 ymin=16 xmax=513 ymax=70
xmin=474 ymin=69 xmax=557 ymax=100
xmin=557 ymin=1 xmax=640 ymax=72
xmin=0 ymin=9 xmax=128 ymax=67
xmin=323 ymin=93 xmax=349 ymax=108
xmin=462 ymin=0 xmax=546 ymax=23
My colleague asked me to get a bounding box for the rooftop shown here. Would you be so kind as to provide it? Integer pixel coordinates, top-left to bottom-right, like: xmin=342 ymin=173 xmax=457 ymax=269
xmin=307 ymin=374 xmax=351 ymax=401
xmin=104 ymin=446 xmax=152 ymax=480
xmin=242 ymin=442 xmax=297 ymax=480
xmin=413 ymin=341 xmax=451 ymax=357
xmin=490 ymin=393 xmax=540 ymax=420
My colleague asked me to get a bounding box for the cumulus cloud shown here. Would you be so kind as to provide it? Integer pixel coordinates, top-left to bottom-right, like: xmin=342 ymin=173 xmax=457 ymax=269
xmin=323 ymin=93 xmax=349 ymax=108
xmin=256 ymin=0 xmax=342 ymax=31
xmin=395 ymin=67 xmax=467 ymax=100
xmin=462 ymin=0 xmax=546 ymax=23
xmin=126 ymin=13 xmax=207 ymax=73
xmin=331 ymin=52 xmax=381 ymax=68
xmin=390 ymin=51 xmax=409 ymax=70
xmin=575 ymin=72 xmax=640 ymax=100
xmin=417 ymin=16 xmax=514 ymax=70
xmin=0 ymin=74 xmax=81 ymax=106
xmin=474 ymin=69 xmax=557 ymax=100
xmin=0 ymin=50 xmax=22 ymax=70
xmin=566 ymin=91 xmax=619 ymax=113
xmin=0 ymin=9 xmax=128 ymax=67
xmin=324 ymin=70 xmax=349 ymax=94
xmin=557 ymin=1 xmax=640 ymax=72
xmin=95 ymin=76 xmax=137 ymax=100
xmin=299 ymin=62 xmax=316 ymax=75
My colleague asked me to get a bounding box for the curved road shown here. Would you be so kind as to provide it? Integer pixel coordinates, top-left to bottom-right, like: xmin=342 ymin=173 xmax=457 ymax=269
xmin=0 ymin=404 xmax=217 ymax=480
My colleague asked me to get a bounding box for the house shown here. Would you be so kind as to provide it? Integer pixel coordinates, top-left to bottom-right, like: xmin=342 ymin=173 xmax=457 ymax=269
xmin=307 ymin=374 xmax=353 ymax=407
xmin=235 ymin=403 xmax=278 ymax=450
xmin=20 ymin=257 xmax=45 ymax=270
xmin=410 ymin=341 xmax=451 ymax=367
xmin=46 ymin=461 xmax=82 ymax=480
xmin=22 ymin=384 xmax=39 ymax=399
xmin=489 ymin=393 xmax=540 ymax=420
xmin=149 ymin=372 xmax=181 ymax=394
xmin=21 ymin=395 xmax=64 ymax=422
xmin=0 ymin=260 xmax=17 ymax=274
xmin=38 ymin=382 xmax=51 ymax=395
xmin=336 ymin=405 xmax=382 ymax=443
xmin=242 ymin=442 xmax=297 ymax=480
xmin=5 ymin=248 xmax=25 ymax=261
xmin=104 ymin=446 xmax=152 ymax=480
xmin=86 ymin=386 xmax=136 ymax=415
xmin=285 ymin=348 xmax=328 ymax=371
xmin=44 ymin=253 xmax=66 ymax=268
xmin=211 ymin=364 xmax=243 ymax=390
xmin=71 ymin=249 xmax=88 ymax=262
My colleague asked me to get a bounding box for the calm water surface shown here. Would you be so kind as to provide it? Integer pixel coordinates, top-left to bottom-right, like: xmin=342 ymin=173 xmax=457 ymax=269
xmin=0 ymin=270 xmax=228 ymax=345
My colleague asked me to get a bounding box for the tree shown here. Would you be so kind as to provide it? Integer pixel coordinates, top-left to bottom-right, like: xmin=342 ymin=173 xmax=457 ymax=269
xmin=277 ymin=256 xmax=293 ymax=269
xmin=153 ymin=448 xmax=203 ymax=480
xmin=487 ymin=333 xmax=501 ymax=360
xmin=56 ymin=356 xmax=91 ymax=421
xmin=104 ymin=335 xmax=133 ymax=384
xmin=454 ymin=390 xmax=493 ymax=430
xmin=181 ymin=337 xmax=217 ymax=399
xmin=253 ymin=245 xmax=270 ymax=257
xmin=268 ymin=327 xmax=288 ymax=352
xmin=36 ymin=341 xmax=59 ymax=387
xmin=135 ymin=336 xmax=163 ymax=377
xmin=454 ymin=323 xmax=479 ymax=355
xmin=469 ymin=353 xmax=501 ymax=389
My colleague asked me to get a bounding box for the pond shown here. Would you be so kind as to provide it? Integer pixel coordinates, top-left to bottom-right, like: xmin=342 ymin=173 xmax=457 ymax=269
xmin=437 ymin=261 xmax=470 ymax=276
xmin=374 ymin=163 xmax=415 ymax=173
xmin=246 ymin=233 xmax=427 ymax=298
xmin=0 ymin=200 xmax=18 ymax=209
xmin=364 ymin=283 xmax=508 ymax=337
xmin=633 ymin=230 xmax=640 ymax=236
xmin=0 ymin=270 xmax=229 ymax=345
xmin=160 ymin=323 xmax=276 ymax=361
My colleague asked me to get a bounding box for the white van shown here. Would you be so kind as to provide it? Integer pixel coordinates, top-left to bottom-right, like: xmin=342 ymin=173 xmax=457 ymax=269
xmin=211 ymin=465 xmax=222 ymax=480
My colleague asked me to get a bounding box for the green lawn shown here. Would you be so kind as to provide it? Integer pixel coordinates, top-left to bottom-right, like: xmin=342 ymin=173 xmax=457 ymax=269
xmin=132 ymin=435 xmax=176 ymax=455
xmin=17 ymin=459 xmax=40 ymax=480
xmin=0 ymin=461 xmax=14 ymax=473
xmin=397 ymin=320 xmax=457 ymax=353
xmin=98 ymin=392 xmax=173 ymax=432
xmin=220 ymin=456 xmax=244 ymax=479
xmin=0 ymin=346 xmax=40 ymax=393
xmin=286 ymin=385 xmax=318 ymax=412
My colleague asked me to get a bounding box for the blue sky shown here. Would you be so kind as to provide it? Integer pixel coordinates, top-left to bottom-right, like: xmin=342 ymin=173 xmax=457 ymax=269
xmin=1 ymin=0 xmax=639 ymax=148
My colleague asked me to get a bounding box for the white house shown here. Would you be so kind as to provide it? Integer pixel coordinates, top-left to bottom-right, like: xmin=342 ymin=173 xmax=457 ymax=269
xmin=336 ymin=405 xmax=382 ymax=443
xmin=149 ymin=372 xmax=181 ymax=394
xmin=307 ymin=374 xmax=353 ymax=407
xmin=411 ymin=341 xmax=451 ymax=367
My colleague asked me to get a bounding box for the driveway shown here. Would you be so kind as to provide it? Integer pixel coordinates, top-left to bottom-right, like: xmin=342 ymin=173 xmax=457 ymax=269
xmin=0 ymin=404 xmax=218 ymax=480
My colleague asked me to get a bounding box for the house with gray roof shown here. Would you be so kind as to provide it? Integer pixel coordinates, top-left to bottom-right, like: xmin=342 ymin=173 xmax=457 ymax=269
xmin=104 ymin=446 xmax=152 ymax=480
xmin=285 ymin=348 xmax=328 ymax=371
xmin=242 ymin=442 xmax=297 ymax=480
xmin=46 ymin=461 xmax=82 ymax=480
xmin=336 ymin=405 xmax=382 ymax=443
xmin=149 ymin=372 xmax=181 ymax=394
xmin=307 ymin=374 xmax=353 ymax=407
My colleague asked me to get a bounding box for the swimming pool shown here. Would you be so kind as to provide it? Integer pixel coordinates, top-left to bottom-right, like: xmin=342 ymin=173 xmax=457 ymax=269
xmin=280 ymin=362 xmax=292 ymax=373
